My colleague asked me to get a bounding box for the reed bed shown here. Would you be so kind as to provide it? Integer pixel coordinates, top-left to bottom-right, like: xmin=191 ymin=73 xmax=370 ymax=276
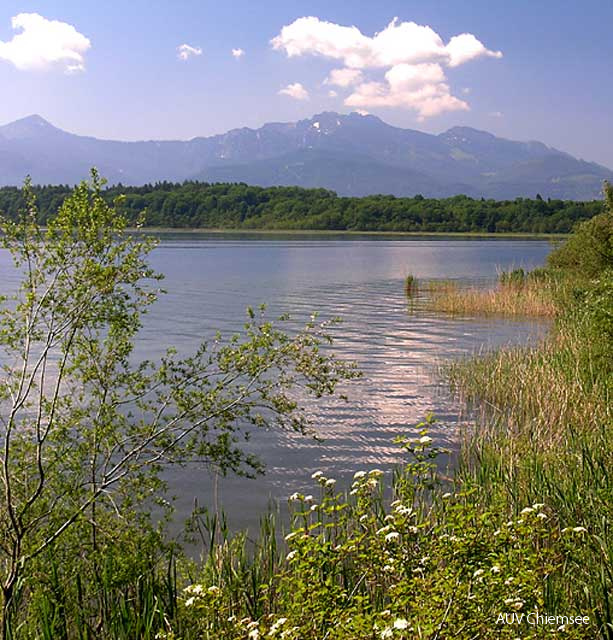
xmin=426 ymin=279 xmax=559 ymax=317
xmin=446 ymin=314 xmax=612 ymax=632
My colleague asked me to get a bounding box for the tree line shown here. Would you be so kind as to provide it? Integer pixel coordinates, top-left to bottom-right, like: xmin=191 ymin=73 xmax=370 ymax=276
xmin=0 ymin=180 xmax=605 ymax=233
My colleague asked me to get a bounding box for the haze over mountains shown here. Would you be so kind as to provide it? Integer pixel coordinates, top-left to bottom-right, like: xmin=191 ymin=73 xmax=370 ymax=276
xmin=0 ymin=112 xmax=610 ymax=200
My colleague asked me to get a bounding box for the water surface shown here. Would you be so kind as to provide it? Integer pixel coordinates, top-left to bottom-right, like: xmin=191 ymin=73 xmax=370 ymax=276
xmin=0 ymin=234 xmax=553 ymax=533
xmin=133 ymin=234 xmax=552 ymax=533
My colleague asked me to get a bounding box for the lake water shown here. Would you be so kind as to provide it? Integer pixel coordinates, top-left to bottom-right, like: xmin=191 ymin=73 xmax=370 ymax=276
xmin=133 ymin=234 xmax=553 ymax=534
xmin=0 ymin=234 xmax=554 ymax=535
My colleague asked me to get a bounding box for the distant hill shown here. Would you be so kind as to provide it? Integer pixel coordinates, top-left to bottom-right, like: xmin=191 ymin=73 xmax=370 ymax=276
xmin=0 ymin=112 xmax=611 ymax=200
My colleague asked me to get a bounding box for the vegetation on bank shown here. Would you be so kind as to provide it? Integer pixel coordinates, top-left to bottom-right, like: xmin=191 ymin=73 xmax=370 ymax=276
xmin=419 ymin=269 xmax=560 ymax=317
xmin=0 ymin=174 xmax=610 ymax=638
xmin=0 ymin=181 xmax=605 ymax=233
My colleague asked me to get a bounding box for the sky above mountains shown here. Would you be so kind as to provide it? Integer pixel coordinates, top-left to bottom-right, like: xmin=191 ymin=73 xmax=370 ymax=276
xmin=1 ymin=0 xmax=612 ymax=168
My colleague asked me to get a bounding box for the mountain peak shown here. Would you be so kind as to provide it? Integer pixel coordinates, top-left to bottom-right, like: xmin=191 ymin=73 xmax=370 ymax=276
xmin=22 ymin=114 xmax=52 ymax=126
xmin=0 ymin=114 xmax=63 ymax=140
xmin=441 ymin=126 xmax=496 ymax=141
xmin=0 ymin=111 xmax=609 ymax=199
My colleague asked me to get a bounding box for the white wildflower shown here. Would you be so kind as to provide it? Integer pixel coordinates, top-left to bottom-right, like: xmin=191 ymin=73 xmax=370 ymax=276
xmin=385 ymin=531 xmax=400 ymax=543
xmin=393 ymin=618 xmax=409 ymax=630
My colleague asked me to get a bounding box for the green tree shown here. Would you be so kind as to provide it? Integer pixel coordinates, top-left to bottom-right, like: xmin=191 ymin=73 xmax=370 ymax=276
xmin=547 ymin=181 xmax=613 ymax=276
xmin=0 ymin=172 xmax=357 ymax=637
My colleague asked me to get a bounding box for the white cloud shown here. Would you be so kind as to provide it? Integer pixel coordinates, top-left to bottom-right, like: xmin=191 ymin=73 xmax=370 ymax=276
xmin=446 ymin=33 xmax=502 ymax=67
xmin=328 ymin=89 xmax=338 ymax=98
xmin=177 ymin=43 xmax=202 ymax=61
xmin=0 ymin=13 xmax=91 ymax=73
xmin=232 ymin=48 xmax=245 ymax=59
xmin=272 ymin=16 xmax=502 ymax=118
xmin=325 ymin=68 xmax=363 ymax=87
xmin=489 ymin=110 xmax=504 ymax=118
xmin=461 ymin=87 xmax=471 ymax=95
xmin=279 ymin=82 xmax=309 ymax=100
xmin=272 ymin=17 xmax=501 ymax=70
xmin=345 ymin=73 xmax=468 ymax=120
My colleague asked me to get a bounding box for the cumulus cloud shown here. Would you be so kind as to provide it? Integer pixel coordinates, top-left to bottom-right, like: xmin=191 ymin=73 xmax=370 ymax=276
xmin=345 ymin=62 xmax=468 ymax=119
xmin=177 ymin=43 xmax=202 ymax=61
xmin=446 ymin=33 xmax=502 ymax=67
xmin=0 ymin=13 xmax=91 ymax=73
xmin=279 ymin=82 xmax=309 ymax=100
xmin=328 ymin=89 xmax=338 ymax=98
xmin=272 ymin=16 xmax=501 ymax=118
xmin=232 ymin=48 xmax=245 ymax=59
xmin=325 ymin=68 xmax=363 ymax=87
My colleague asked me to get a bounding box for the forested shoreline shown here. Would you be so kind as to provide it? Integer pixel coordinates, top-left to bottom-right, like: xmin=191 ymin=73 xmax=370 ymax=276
xmin=0 ymin=181 xmax=604 ymax=233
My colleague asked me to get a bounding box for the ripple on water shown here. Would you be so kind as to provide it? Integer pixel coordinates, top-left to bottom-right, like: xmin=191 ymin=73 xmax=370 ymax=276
xmin=0 ymin=237 xmax=552 ymax=534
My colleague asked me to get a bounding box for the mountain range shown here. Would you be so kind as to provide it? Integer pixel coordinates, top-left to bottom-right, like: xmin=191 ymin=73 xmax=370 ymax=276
xmin=0 ymin=111 xmax=610 ymax=200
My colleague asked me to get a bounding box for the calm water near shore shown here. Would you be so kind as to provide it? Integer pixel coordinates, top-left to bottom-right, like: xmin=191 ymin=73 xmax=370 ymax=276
xmin=132 ymin=234 xmax=553 ymax=534
xmin=0 ymin=234 xmax=553 ymax=534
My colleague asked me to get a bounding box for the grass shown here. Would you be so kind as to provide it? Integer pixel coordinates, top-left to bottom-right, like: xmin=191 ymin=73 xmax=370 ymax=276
xmin=446 ymin=311 xmax=612 ymax=635
xmin=424 ymin=271 xmax=559 ymax=317
xmin=404 ymin=274 xmax=418 ymax=297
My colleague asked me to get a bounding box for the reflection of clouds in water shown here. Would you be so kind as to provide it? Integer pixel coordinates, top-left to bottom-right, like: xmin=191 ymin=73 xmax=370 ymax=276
xmin=0 ymin=237 xmax=552 ymax=533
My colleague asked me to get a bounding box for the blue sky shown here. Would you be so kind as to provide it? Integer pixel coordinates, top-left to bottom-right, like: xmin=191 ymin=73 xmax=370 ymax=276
xmin=1 ymin=0 xmax=612 ymax=167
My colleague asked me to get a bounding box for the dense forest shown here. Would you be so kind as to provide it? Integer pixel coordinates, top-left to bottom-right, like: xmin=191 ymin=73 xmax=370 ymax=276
xmin=0 ymin=181 xmax=605 ymax=233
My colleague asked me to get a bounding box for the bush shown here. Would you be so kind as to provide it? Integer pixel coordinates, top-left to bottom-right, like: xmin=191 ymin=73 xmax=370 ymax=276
xmin=547 ymin=182 xmax=613 ymax=278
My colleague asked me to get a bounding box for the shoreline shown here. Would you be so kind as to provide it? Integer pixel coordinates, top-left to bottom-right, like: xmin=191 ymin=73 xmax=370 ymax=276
xmin=126 ymin=227 xmax=569 ymax=240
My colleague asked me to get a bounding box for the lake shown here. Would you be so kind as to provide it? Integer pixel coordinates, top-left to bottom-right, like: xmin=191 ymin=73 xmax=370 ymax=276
xmin=128 ymin=234 xmax=553 ymax=534
xmin=0 ymin=234 xmax=554 ymax=534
